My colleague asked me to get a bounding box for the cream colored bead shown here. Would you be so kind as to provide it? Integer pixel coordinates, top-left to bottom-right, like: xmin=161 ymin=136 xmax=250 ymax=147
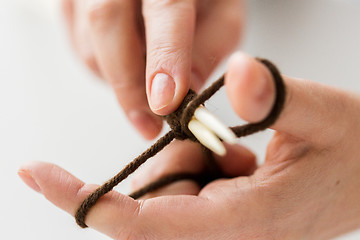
xmin=194 ymin=106 xmax=237 ymax=144
xmin=188 ymin=119 xmax=226 ymax=156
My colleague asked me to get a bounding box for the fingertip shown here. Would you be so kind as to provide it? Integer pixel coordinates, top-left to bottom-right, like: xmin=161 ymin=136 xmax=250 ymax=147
xmin=215 ymin=144 xmax=257 ymax=177
xmin=226 ymin=52 xmax=275 ymax=123
xmin=18 ymin=163 xmax=42 ymax=193
xmin=18 ymin=161 xmax=50 ymax=178
xmin=18 ymin=161 xmax=59 ymax=194
xmin=20 ymin=161 xmax=88 ymax=215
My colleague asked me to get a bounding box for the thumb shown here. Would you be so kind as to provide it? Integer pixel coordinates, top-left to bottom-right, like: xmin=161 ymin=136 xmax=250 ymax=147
xmin=226 ymin=52 xmax=353 ymax=146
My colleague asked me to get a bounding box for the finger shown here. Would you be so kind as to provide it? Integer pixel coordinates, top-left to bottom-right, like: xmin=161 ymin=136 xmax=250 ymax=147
xmin=18 ymin=161 xmax=140 ymax=239
xmin=226 ymin=52 xmax=355 ymax=146
xmin=131 ymin=140 xmax=204 ymax=198
xmin=136 ymin=181 xmax=201 ymax=200
xmin=72 ymin=0 xmax=101 ymax=76
xmin=190 ymin=0 xmax=243 ymax=91
xmin=131 ymin=140 xmax=256 ymax=198
xmin=87 ymin=0 xmax=163 ymax=139
xmin=61 ymin=0 xmax=74 ymax=34
xmin=142 ymin=0 xmax=196 ymax=115
xmin=18 ymin=161 xmax=215 ymax=239
xmin=215 ymin=143 xmax=257 ymax=177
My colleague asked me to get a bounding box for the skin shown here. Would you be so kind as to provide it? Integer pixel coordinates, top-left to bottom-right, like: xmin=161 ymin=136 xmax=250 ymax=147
xmin=61 ymin=0 xmax=244 ymax=140
xmin=19 ymin=53 xmax=360 ymax=239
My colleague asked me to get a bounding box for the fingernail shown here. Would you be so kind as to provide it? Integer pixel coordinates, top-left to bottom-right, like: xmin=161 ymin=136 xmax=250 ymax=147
xmin=128 ymin=110 xmax=163 ymax=140
xmin=150 ymin=73 xmax=176 ymax=111
xmin=18 ymin=170 xmax=41 ymax=193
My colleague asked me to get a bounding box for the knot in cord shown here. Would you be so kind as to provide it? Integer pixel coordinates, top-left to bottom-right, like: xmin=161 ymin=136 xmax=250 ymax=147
xmin=163 ymin=75 xmax=226 ymax=141
xmin=163 ymin=89 xmax=198 ymax=141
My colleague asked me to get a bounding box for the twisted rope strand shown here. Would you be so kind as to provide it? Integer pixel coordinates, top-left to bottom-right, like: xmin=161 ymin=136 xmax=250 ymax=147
xmin=75 ymin=130 xmax=176 ymax=228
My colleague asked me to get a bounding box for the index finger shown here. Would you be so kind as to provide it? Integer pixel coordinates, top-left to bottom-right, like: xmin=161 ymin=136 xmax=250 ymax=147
xmin=18 ymin=161 xmax=213 ymax=239
xmin=142 ymin=0 xmax=196 ymax=115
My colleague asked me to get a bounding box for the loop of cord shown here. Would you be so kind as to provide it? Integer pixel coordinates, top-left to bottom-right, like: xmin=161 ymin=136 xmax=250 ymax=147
xmin=75 ymin=58 xmax=286 ymax=228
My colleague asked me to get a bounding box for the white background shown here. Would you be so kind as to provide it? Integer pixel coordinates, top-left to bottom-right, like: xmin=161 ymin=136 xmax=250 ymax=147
xmin=0 ymin=0 xmax=360 ymax=239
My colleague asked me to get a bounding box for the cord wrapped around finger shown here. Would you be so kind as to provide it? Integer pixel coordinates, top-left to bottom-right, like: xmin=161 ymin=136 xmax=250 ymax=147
xmin=75 ymin=58 xmax=286 ymax=228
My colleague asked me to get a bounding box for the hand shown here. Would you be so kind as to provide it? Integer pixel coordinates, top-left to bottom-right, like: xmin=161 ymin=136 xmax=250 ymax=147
xmin=19 ymin=53 xmax=360 ymax=239
xmin=61 ymin=0 xmax=244 ymax=139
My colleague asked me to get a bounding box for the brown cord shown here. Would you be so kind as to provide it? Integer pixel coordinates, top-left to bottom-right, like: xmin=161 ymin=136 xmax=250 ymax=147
xmin=75 ymin=58 xmax=286 ymax=228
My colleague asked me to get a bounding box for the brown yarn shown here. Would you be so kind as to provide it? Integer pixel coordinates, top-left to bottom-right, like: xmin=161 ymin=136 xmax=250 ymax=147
xmin=75 ymin=58 xmax=286 ymax=228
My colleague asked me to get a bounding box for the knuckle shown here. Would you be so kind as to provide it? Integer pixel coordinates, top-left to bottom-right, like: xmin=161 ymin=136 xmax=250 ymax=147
xmin=87 ymin=0 xmax=127 ymax=25
xmin=147 ymin=45 xmax=185 ymax=70
xmin=81 ymin=53 xmax=100 ymax=74
xmin=150 ymin=46 xmax=177 ymax=63
xmin=61 ymin=0 xmax=73 ymax=14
